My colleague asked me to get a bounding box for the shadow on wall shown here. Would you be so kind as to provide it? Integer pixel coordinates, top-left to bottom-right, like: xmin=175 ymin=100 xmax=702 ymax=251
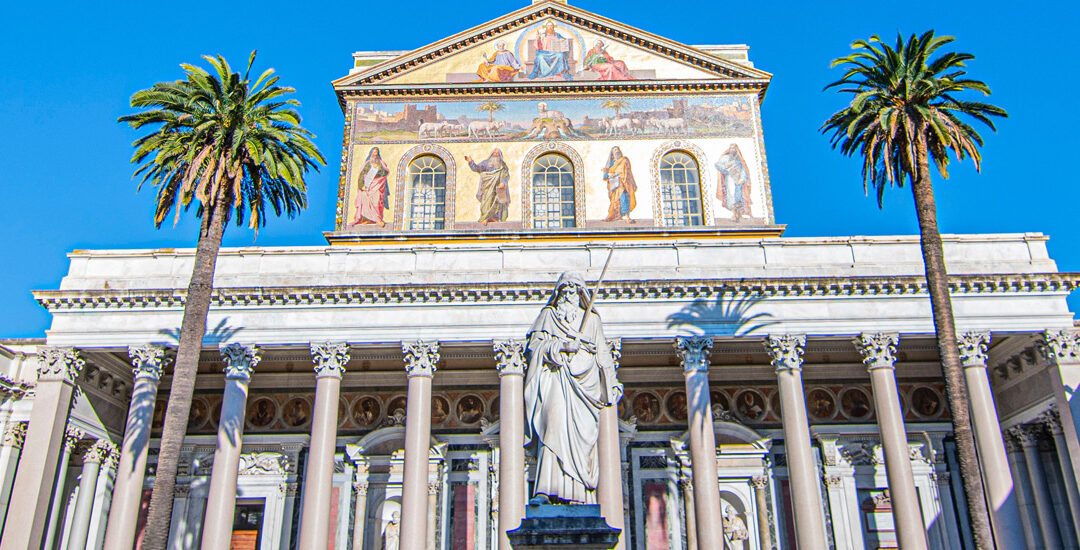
xmin=157 ymin=318 xmax=242 ymax=347
xmin=665 ymin=290 xmax=775 ymax=337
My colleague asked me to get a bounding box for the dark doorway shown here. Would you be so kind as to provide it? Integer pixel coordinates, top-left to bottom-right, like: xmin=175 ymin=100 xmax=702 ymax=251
xmin=231 ymin=500 xmax=265 ymax=550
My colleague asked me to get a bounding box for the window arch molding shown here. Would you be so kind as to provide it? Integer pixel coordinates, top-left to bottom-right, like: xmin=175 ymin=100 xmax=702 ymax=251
xmin=394 ymin=144 xmax=457 ymax=230
xmin=521 ymin=142 xmax=585 ymax=228
xmin=650 ymin=141 xmax=714 ymax=226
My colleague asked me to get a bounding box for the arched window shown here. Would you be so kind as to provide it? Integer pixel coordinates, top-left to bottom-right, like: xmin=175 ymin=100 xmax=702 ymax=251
xmin=404 ymin=155 xmax=447 ymax=229
xmin=531 ymin=153 xmax=576 ymax=228
xmin=659 ymin=151 xmax=704 ymax=226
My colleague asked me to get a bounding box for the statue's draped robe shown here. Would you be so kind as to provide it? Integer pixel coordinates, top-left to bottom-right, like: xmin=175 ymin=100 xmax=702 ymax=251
xmin=469 ymin=156 xmax=510 ymax=222
xmin=524 ymin=305 xmax=616 ymax=503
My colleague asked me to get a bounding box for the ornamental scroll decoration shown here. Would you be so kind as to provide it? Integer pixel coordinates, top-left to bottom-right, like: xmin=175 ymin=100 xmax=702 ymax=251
xmin=38 ymin=347 xmax=85 ymax=383
xmin=854 ymin=333 xmax=898 ymax=370
xmin=493 ymin=339 xmax=526 ymax=376
xmin=403 ymin=340 xmax=440 ymax=377
xmin=127 ymin=345 xmax=170 ymax=380
xmin=311 ymin=342 xmax=351 ymax=378
xmin=957 ymin=331 xmax=991 ymax=367
xmin=220 ymin=344 xmax=261 ymax=379
xmin=764 ymin=335 xmax=805 ymax=373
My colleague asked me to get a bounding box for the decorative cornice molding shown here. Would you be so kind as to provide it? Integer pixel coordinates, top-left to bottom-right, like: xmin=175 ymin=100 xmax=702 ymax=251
xmin=765 ymin=334 xmax=805 ymax=373
xmin=957 ymin=331 xmax=991 ymax=368
xmin=38 ymin=347 xmax=85 ymax=383
xmin=310 ymin=342 xmax=350 ymax=378
xmin=34 ymin=273 xmax=1080 ymax=311
xmin=493 ymin=339 xmax=525 ymax=377
xmin=127 ymin=345 xmax=169 ymax=381
xmin=854 ymin=333 xmax=899 ymax=371
xmin=403 ymin=340 xmax=440 ymax=378
xmin=219 ymin=344 xmax=260 ymax=380
xmin=674 ymin=336 xmax=713 ymax=373
xmin=0 ymin=375 xmax=33 ymax=399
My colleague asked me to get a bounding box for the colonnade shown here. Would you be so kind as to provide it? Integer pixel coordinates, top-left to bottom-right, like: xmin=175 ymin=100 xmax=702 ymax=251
xmin=3 ymin=328 xmax=1078 ymax=549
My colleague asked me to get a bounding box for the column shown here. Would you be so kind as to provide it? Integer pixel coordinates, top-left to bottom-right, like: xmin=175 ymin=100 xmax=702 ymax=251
xmin=1009 ymin=425 xmax=1063 ymax=549
xmin=1 ymin=348 xmax=84 ymax=550
xmin=0 ymin=421 xmax=27 ymax=530
xmin=42 ymin=426 xmax=84 ymax=550
xmin=764 ymin=334 xmax=826 ymax=550
xmin=855 ymin=333 xmax=928 ymax=550
xmin=956 ymin=331 xmax=1028 ymax=549
xmin=427 ymin=480 xmax=439 ymax=549
xmin=86 ymin=446 xmax=120 ymax=550
xmin=401 ymin=340 xmax=439 ymax=550
xmin=1005 ymin=431 xmax=1042 ymax=548
xmin=351 ymin=467 xmax=369 ymax=550
xmin=298 ymin=342 xmax=350 ymax=549
xmin=751 ymin=476 xmax=772 ymax=550
xmin=598 ymin=338 xmax=625 ymax=549
xmin=1041 ymin=406 xmax=1080 ymax=538
xmin=675 ymin=336 xmax=722 ymax=550
xmin=67 ymin=439 xmax=115 ymax=549
xmin=678 ymin=475 xmax=697 ymax=550
xmin=493 ymin=339 xmax=525 ymax=550
xmin=200 ymin=343 xmax=260 ymax=550
xmin=103 ymin=345 xmax=167 ymax=550
xmin=1043 ymin=330 xmax=1080 ymax=517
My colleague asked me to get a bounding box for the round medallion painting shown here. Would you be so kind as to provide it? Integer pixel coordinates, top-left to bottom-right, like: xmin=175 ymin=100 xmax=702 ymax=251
xmin=431 ymin=396 xmax=450 ymax=424
xmin=352 ymin=396 xmax=382 ymax=427
xmin=247 ymin=397 xmax=277 ymax=428
xmin=840 ymin=388 xmax=873 ymax=420
xmin=387 ymin=396 xmax=408 ymax=417
xmin=734 ymin=390 xmax=766 ymax=421
xmin=456 ymin=395 xmax=485 ymax=424
xmin=282 ymin=398 xmax=311 ymax=428
xmin=666 ymin=391 xmax=688 ymax=422
xmin=188 ymin=398 xmax=210 ymax=430
xmin=911 ymin=387 xmax=943 ymax=417
xmin=807 ymin=388 xmax=837 ymax=420
xmin=631 ymin=392 xmax=661 ymax=423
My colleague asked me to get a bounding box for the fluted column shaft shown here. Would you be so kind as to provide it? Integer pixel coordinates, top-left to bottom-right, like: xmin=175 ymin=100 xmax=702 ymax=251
xmin=493 ymin=340 xmax=525 ymax=550
xmin=751 ymin=476 xmax=771 ymax=550
xmin=764 ymin=335 xmax=826 ymax=550
xmin=597 ymin=338 xmax=624 ymax=549
xmin=676 ymin=336 xmax=722 ymax=550
xmin=104 ymin=345 xmax=166 ymax=550
xmin=1041 ymin=407 xmax=1080 ymax=540
xmin=856 ymin=334 xmax=928 ymax=550
xmin=401 ymin=341 xmax=439 ymax=550
xmin=298 ymin=342 xmax=350 ymax=549
xmin=1010 ymin=425 xmax=1063 ymax=549
xmin=67 ymin=440 xmax=115 ymax=550
xmin=42 ymin=426 xmax=85 ymax=550
xmin=2 ymin=348 xmax=84 ymax=550
xmin=201 ymin=344 xmax=260 ymax=550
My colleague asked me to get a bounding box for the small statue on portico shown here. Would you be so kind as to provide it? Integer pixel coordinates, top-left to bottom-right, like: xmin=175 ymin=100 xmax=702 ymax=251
xmin=382 ymin=511 xmax=400 ymax=550
xmin=524 ymin=271 xmax=622 ymax=505
xmin=723 ymin=505 xmax=749 ymax=549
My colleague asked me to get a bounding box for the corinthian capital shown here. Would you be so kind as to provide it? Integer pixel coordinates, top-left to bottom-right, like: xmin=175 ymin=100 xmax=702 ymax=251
xmin=219 ymin=343 xmax=260 ymax=380
xmin=1 ymin=422 xmax=27 ymax=449
xmin=957 ymin=331 xmax=991 ymax=368
xmin=854 ymin=333 xmax=899 ymax=371
xmin=1040 ymin=404 xmax=1064 ymax=435
xmin=403 ymin=340 xmax=439 ymax=378
xmin=764 ymin=334 xmax=806 ymax=373
xmin=493 ymin=339 xmax=525 ymax=376
xmin=1042 ymin=329 xmax=1080 ymax=363
xmin=63 ymin=426 xmax=85 ymax=453
xmin=127 ymin=345 xmax=169 ymax=380
xmin=83 ymin=439 xmax=117 ymax=464
xmin=675 ymin=336 xmax=713 ymax=373
xmin=38 ymin=347 xmax=85 ymax=383
xmin=608 ymin=338 xmax=623 ymax=368
xmin=310 ymin=342 xmax=350 ymax=378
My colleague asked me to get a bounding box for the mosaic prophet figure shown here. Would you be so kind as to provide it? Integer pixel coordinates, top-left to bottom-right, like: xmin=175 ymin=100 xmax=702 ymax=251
xmin=524 ymin=272 xmax=621 ymax=504
xmin=352 ymin=147 xmax=390 ymax=227
xmin=476 ymin=40 xmax=523 ymax=82
xmin=583 ymin=40 xmax=634 ymax=81
xmin=528 ymin=22 xmax=573 ymax=80
xmin=602 ymin=146 xmax=637 ymax=222
xmin=465 ymin=149 xmax=511 ymax=225
xmin=714 ymin=144 xmax=753 ymax=221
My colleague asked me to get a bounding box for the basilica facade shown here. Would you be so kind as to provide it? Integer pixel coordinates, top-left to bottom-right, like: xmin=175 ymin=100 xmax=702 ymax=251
xmin=2 ymin=1 xmax=1080 ymax=549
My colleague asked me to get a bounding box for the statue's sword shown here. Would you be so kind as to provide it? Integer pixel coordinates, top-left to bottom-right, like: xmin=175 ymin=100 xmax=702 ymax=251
xmin=578 ymin=245 xmax=615 ymax=335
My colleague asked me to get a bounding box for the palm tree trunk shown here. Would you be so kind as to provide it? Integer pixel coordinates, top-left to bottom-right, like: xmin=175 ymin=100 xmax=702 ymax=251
xmin=141 ymin=195 xmax=230 ymax=550
xmin=911 ymin=134 xmax=994 ymax=548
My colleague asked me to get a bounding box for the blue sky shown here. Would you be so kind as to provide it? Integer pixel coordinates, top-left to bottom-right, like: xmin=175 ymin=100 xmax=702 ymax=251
xmin=0 ymin=0 xmax=1076 ymax=337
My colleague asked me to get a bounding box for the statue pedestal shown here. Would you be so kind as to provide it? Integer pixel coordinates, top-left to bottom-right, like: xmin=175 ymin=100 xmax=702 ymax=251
xmin=507 ymin=503 xmax=621 ymax=549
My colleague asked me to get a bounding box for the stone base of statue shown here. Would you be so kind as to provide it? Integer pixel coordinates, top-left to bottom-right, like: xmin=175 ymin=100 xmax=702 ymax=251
xmin=507 ymin=503 xmax=621 ymax=549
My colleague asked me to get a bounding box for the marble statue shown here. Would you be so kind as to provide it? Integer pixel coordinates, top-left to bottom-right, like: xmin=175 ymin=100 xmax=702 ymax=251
xmin=383 ymin=511 xmax=400 ymax=550
xmin=524 ymin=271 xmax=622 ymax=504
xmin=723 ymin=505 xmax=749 ymax=549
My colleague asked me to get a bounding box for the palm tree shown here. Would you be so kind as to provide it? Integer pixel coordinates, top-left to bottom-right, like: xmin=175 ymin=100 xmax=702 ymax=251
xmin=822 ymin=31 xmax=1006 ymax=548
xmin=118 ymin=52 xmax=324 ymax=549
xmin=477 ymin=100 xmax=504 ymax=122
xmin=602 ymin=98 xmax=629 ymax=118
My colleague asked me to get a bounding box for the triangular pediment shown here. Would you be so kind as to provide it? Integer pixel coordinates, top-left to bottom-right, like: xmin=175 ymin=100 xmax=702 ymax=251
xmin=333 ymin=1 xmax=770 ymax=92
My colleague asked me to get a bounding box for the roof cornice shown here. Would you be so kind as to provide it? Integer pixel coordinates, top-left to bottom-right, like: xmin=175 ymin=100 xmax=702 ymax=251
xmin=33 ymin=273 xmax=1080 ymax=312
